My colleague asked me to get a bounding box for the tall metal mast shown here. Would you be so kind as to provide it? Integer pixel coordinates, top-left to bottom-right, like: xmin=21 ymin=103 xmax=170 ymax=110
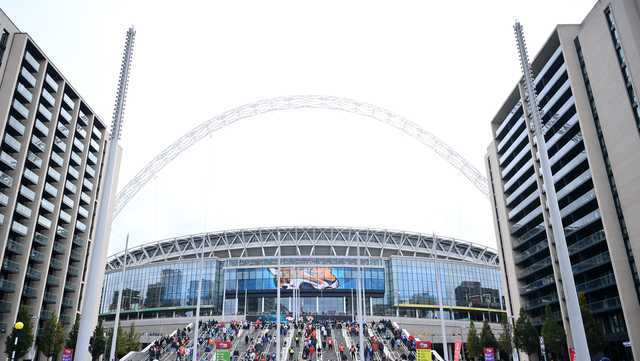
xmin=513 ymin=22 xmax=589 ymax=360
xmin=76 ymin=26 xmax=135 ymax=361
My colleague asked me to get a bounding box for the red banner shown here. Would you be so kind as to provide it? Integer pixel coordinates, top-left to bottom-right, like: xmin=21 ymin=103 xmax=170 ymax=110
xmin=216 ymin=341 xmax=232 ymax=349
xmin=453 ymin=340 xmax=462 ymax=361
xmin=570 ymin=347 xmax=576 ymax=361
xmin=416 ymin=341 xmax=432 ymax=350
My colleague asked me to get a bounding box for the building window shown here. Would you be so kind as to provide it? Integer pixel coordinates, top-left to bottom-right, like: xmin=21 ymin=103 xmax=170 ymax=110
xmin=604 ymin=5 xmax=640 ymax=135
xmin=574 ymin=36 xmax=640 ymax=302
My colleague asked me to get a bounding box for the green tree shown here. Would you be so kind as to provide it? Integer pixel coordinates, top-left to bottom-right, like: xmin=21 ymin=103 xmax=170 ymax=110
xmin=579 ymin=293 xmax=606 ymax=357
xmin=4 ymin=306 xmax=35 ymax=360
xmin=541 ymin=306 xmax=566 ymax=360
xmin=498 ymin=316 xmax=513 ymax=360
xmin=466 ymin=320 xmax=482 ymax=361
xmin=125 ymin=323 xmax=140 ymax=353
xmin=480 ymin=320 xmax=498 ymax=349
xmin=513 ymin=309 xmax=538 ymax=358
xmin=89 ymin=319 xmax=107 ymax=361
xmin=36 ymin=316 xmax=65 ymax=360
xmin=66 ymin=316 xmax=80 ymax=349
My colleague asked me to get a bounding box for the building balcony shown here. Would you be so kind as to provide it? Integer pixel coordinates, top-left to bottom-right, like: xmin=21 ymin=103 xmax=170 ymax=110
xmin=47 ymin=274 xmax=60 ymax=287
xmin=576 ymin=273 xmax=616 ymax=294
xmin=518 ymin=258 xmax=552 ymax=279
xmin=5 ymin=240 xmax=24 ymax=255
xmin=22 ymin=286 xmax=37 ymax=298
xmin=26 ymin=267 xmax=41 ymax=281
xmin=2 ymin=259 xmax=21 ymax=273
xmin=33 ymin=232 xmax=49 ymax=246
xmin=67 ymin=266 xmax=80 ymax=278
xmin=0 ymin=279 xmax=16 ymax=293
xmin=572 ymin=251 xmax=610 ymax=275
xmin=50 ymin=258 xmax=63 ymax=271
xmin=0 ymin=301 xmax=12 ymax=313
xmin=61 ymin=297 xmax=74 ymax=309
xmin=520 ymin=275 xmax=555 ymax=295
xmin=30 ymin=249 xmax=46 ymax=263
xmin=524 ymin=294 xmax=559 ymax=311
xmin=43 ymin=292 xmax=57 ymax=304
xmin=589 ymin=297 xmax=621 ymax=314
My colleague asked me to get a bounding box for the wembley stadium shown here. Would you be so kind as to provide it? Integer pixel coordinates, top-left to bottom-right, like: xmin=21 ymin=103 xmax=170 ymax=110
xmin=99 ymin=226 xmax=504 ymax=343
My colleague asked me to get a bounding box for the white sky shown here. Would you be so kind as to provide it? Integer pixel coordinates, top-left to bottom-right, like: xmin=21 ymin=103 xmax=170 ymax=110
xmin=2 ymin=1 xmax=594 ymax=255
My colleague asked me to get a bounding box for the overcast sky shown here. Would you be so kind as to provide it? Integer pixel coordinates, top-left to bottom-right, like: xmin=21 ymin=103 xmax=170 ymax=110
xmin=3 ymin=1 xmax=594 ymax=255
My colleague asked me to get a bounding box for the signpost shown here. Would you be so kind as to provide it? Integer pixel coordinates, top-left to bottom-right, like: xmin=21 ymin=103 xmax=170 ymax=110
xmin=215 ymin=341 xmax=232 ymax=361
xmin=417 ymin=341 xmax=433 ymax=361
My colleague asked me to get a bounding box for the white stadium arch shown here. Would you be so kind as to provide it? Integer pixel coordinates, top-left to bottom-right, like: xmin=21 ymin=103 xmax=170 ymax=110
xmin=114 ymin=95 xmax=489 ymax=217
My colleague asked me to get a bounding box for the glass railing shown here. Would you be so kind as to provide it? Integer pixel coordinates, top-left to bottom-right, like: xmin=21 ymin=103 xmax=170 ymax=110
xmin=33 ymin=232 xmax=48 ymax=246
xmin=6 ymin=240 xmax=24 ymax=255
xmin=62 ymin=297 xmax=74 ymax=308
xmin=52 ymin=241 xmax=65 ymax=254
xmin=8 ymin=116 xmax=26 ymax=136
xmin=37 ymin=214 xmax=51 ymax=229
xmin=518 ymin=258 xmax=552 ymax=279
xmin=15 ymin=202 xmax=32 ymax=218
xmin=44 ymin=292 xmax=57 ymax=304
xmin=509 ymin=190 xmax=541 ymax=220
xmin=65 ymin=180 xmax=77 ymax=194
xmin=50 ymin=258 xmax=63 ymax=270
xmin=57 ymin=122 xmax=70 ymax=138
xmin=572 ymin=251 xmax=610 ymax=275
xmin=92 ymin=126 xmax=103 ymax=140
xmin=45 ymin=73 xmax=59 ymax=92
xmin=80 ymin=192 xmax=91 ymax=204
xmin=515 ymin=240 xmax=549 ymax=263
xmin=47 ymin=167 xmax=61 ymax=183
xmin=83 ymin=179 xmax=93 ymax=191
xmin=552 ymin=152 xmax=588 ymax=183
xmin=564 ymin=210 xmax=601 ymax=237
xmin=513 ymin=225 xmax=546 ymax=248
xmin=0 ymin=279 xmax=16 ymax=293
xmin=568 ymin=230 xmax=606 ymax=255
xmin=70 ymin=152 xmax=82 ymax=165
xmin=23 ymin=51 xmax=41 ymax=72
xmin=26 ymin=267 xmax=41 ymax=280
xmin=503 ymin=158 xmax=533 ymax=192
xmin=44 ymin=182 xmax=58 ymax=198
xmin=499 ymin=130 xmax=528 ymax=166
xmin=90 ymin=138 xmax=100 ymax=151
xmin=47 ymin=274 xmax=59 ymax=286
xmin=85 ymin=166 xmax=95 ymax=178
xmin=63 ymin=93 xmax=75 ymax=110
xmin=76 ymin=126 xmax=87 ymax=139
xmin=78 ymin=206 xmax=89 ymax=219
xmin=0 ymin=169 xmax=12 ymax=187
xmin=2 ymin=258 xmax=21 ymax=273
xmin=59 ymin=107 xmax=72 ymax=123
xmin=59 ymin=210 xmax=71 ymax=224
xmin=68 ymin=265 xmax=80 ymax=277
xmin=511 ymin=206 xmax=543 ymax=234
xmin=520 ymin=275 xmax=555 ymax=294
xmin=20 ymin=67 xmax=36 ymax=88
xmin=495 ymin=103 xmax=522 ymax=140
xmin=23 ymin=168 xmax=38 ymax=185
xmin=31 ymin=249 xmax=45 ymax=262
xmin=556 ymin=170 xmax=591 ymax=200
xmin=76 ymin=220 xmax=86 ymax=232
xmin=497 ymin=116 xmax=525 ymax=153
xmin=67 ymin=167 xmax=79 ymax=180
xmin=576 ymin=273 xmax=616 ymax=293
xmin=12 ymin=220 xmax=28 ymax=236
xmin=40 ymin=198 xmax=54 ymax=213
xmin=589 ymin=297 xmax=621 ymax=313
xmin=22 ymin=286 xmax=37 ymax=298
xmin=506 ymin=177 xmax=537 ymax=206
xmin=38 ymin=104 xmax=52 ymax=122
xmin=53 ymin=137 xmax=66 ymax=152
xmin=501 ymin=144 xmax=531 ymax=181
xmin=41 ymin=88 xmax=55 ymax=106
xmin=560 ymin=190 xmax=596 ymax=218
xmin=50 ymin=152 xmax=64 ymax=167
xmin=62 ymin=195 xmax=74 ymax=209
xmin=524 ymin=294 xmax=558 ymax=310
xmin=16 ymin=82 xmax=33 ymax=103
xmin=12 ymin=98 xmax=29 ymax=119
xmin=0 ymin=151 xmax=18 ymax=169
xmin=87 ymin=152 xmax=98 ymax=165
xmin=30 ymin=135 xmax=46 ymax=152
xmin=70 ymin=248 xmax=83 ymax=261
xmin=4 ymin=133 xmax=21 ymax=153
xmin=73 ymin=138 xmax=84 ymax=152
xmin=56 ymin=226 xmax=69 ymax=238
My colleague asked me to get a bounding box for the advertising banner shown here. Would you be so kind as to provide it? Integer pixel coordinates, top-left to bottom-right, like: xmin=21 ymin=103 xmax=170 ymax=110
xmin=454 ymin=340 xmax=462 ymax=361
xmin=269 ymin=267 xmax=339 ymax=290
xmin=483 ymin=347 xmax=495 ymax=361
xmin=416 ymin=341 xmax=433 ymax=361
xmin=215 ymin=341 xmax=231 ymax=361
xmin=62 ymin=348 xmax=73 ymax=361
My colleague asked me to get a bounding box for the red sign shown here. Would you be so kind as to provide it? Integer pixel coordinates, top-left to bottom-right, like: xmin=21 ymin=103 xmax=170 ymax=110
xmin=216 ymin=341 xmax=232 ymax=349
xmin=484 ymin=347 xmax=495 ymax=361
xmin=453 ymin=340 xmax=462 ymax=361
xmin=62 ymin=348 xmax=73 ymax=361
xmin=416 ymin=341 xmax=432 ymax=350
xmin=570 ymin=347 xmax=576 ymax=361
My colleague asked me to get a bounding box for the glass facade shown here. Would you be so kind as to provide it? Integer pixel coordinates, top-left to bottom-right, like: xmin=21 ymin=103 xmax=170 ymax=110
xmin=100 ymin=256 xmax=503 ymax=323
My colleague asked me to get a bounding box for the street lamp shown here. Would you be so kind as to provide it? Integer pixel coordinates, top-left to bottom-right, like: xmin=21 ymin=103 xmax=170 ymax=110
xmin=11 ymin=322 xmax=24 ymax=361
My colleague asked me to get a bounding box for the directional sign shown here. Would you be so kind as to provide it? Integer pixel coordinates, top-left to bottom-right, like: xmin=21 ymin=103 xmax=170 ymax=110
xmin=417 ymin=341 xmax=433 ymax=361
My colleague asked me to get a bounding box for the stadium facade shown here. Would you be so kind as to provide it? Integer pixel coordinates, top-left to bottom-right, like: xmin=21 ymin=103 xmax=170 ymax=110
xmin=486 ymin=0 xmax=640 ymax=358
xmin=100 ymin=227 xmax=505 ymax=345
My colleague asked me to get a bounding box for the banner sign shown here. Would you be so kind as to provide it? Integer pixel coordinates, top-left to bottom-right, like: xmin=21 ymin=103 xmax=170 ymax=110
xmin=454 ymin=340 xmax=462 ymax=361
xmin=484 ymin=347 xmax=495 ymax=361
xmin=215 ymin=341 xmax=231 ymax=361
xmin=416 ymin=341 xmax=433 ymax=361
xmin=570 ymin=347 xmax=576 ymax=361
xmin=62 ymin=348 xmax=73 ymax=361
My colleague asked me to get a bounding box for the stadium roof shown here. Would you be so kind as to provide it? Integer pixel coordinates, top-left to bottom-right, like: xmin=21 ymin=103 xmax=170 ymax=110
xmin=106 ymin=226 xmax=499 ymax=271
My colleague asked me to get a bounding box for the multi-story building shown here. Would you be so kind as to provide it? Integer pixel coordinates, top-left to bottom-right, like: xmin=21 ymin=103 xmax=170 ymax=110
xmin=0 ymin=7 xmax=108 ymax=356
xmin=486 ymin=0 xmax=640 ymax=359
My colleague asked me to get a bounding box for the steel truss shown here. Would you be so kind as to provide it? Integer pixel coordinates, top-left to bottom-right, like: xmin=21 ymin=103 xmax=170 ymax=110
xmin=114 ymin=95 xmax=489 ymax=217
xmin=105 ymin=226 xmax=498 ymax=271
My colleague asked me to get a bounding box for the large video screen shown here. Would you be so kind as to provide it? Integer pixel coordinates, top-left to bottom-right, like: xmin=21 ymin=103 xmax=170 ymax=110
xmin=225 ymin=267 xmax=384 ymax=292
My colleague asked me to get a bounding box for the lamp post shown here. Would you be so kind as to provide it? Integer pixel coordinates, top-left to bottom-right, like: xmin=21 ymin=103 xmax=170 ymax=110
xmin=10 ymin=321 xmax=24 ymax=361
